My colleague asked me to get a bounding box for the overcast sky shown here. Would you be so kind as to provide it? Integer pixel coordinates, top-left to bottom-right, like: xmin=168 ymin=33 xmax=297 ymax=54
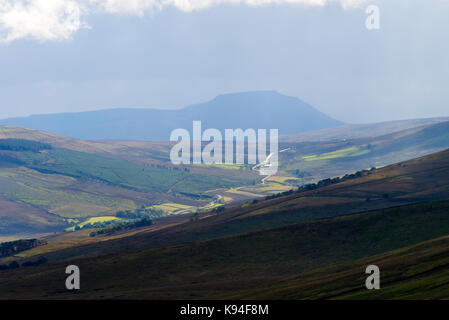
xmin=0 ymin=0 xmax=448 ymax=123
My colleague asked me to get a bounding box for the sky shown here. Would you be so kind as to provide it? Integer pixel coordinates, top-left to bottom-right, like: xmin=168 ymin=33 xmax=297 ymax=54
xmin=0 ymin=0 xmax=448 ymax=123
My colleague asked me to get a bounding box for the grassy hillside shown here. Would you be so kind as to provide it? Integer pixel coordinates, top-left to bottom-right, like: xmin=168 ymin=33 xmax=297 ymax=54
xmin=280 ymin=117 xmax=449 ymax=143
xmin=1 ymin=121 xmax=449 ymax=263
xmin=0 ymin=136 xmax=259 ymax=235
xmin=19 ymin=148 xmax=252 ymax=194
xmin=3 ymin=120 xmax=449 ymax=196
xmin=1 ymin=199 xmax=449 ymax=299
xmin=1 ymin=149 xmax=449 ymax=299
xmin=280 ymin=121 xmax=449 ymax=183
xmin=232 ymin=234 xmax=449 ymax=300
xmin=3 ymin=147 xmax=449 ymax=265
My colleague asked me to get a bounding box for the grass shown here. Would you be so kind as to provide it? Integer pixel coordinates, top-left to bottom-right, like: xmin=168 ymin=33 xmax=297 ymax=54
xmin=302 ymin=146 xmax=371 ymax=162
xmin=245 ymin=183 xmax=293 ymax=193
xmin=266 ymin=176 xmax=300 ymax=184
xmin=78 ymin=216 xmax=122 ymax=227
xmin=226 ymin=188 xmax=264 ymax=198
xmin=2 ymin=121 xmax=448 ymax=236
xmin=2 ymin=199 xmax=449 ymax=299
xmin=194 ymin=163 xmax=244 ymax=170
xmin=150 ymin=203 xmax=194 ymax=213
xmin=0 ymin=167 xmax=137 ymax=218
xmin=1 ymin=149 xmax=449 ymax=299
xmin=222 ymin=196 xmax=233 ymax=203
xmin=64 ymin=216 xmax=123 ymax=231
xmin=18 ymin=148 xmax=257 ymax=196
xmin=232 ymin=234 xmax=449 ymax=300
xmin=0 ymin=143 xmax=260 ymax=233
xmin=237 ymin=196 xmax=359 ymax=219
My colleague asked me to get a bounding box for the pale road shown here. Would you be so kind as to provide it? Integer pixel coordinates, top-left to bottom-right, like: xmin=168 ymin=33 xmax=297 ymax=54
xmin=253 ymin=148 xmax=291 ymax=184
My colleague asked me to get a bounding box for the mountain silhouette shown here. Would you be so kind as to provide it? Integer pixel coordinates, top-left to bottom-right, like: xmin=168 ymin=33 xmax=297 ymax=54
xmin=0 ymin=91 xmax=343 ymax=141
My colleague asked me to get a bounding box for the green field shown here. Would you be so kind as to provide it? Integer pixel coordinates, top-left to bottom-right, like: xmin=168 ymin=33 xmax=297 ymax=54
xmin=20 ymin=148 xmax=253 ymax=195
xmin=150 ymin=203 xmax=195 ymax=214
xmin=0 ymin=141 xmax=259 ymax=234
xmin=302 ymin=146 xmax=371 ymax=161
xmin=0 ymin=167 xmax=137 ymax=218
xmin=194 ymin=163 xmax=244 ymax=170
xmin=280 ymin=121 xmax=449 ymax=184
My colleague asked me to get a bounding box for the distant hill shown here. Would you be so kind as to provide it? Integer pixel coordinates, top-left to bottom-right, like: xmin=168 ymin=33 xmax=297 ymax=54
xmin=1 ymin=119 xmax=448 ymax=236
xmin=280 ymin=117 xmax=449 ymax=142
xmin=0 ymin=91 xmax=343 ymax=141
xmin=278 ymin=120 xmax=449 ymax=183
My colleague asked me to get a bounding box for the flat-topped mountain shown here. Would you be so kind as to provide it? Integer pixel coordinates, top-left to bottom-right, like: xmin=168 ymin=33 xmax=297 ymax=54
xmin=0 ymin=91 xmax=343 ymax=141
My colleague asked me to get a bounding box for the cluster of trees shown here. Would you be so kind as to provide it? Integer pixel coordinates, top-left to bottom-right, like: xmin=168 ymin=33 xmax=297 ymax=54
xmin=0 ymin=139 xmax=52 ymax=152
xmin=75 ymin=220 xmax=119 ymax=230
xmin=0 ymin=239 xmax=46 ymax=258
xmin=0 ymin=257 xmax=48 ymax=271
xmin=115 ymin=205 xmax=164 ymax=220
xmin=145 ymin=163 xmax=190 ymax=172
xmin=210 ymin=206 xmax=225 ymax=214
xmin=265 ymin=189 xmax=295 ymax=200
xmin=73 ymin=206 xmax=162 ymax=232
xmin=172 ymin=166 xmax=190 ymax=172
xmin=179 ymin=192 xmax=213 ymax=200
xmin=89 ymin=218 xmax=153 ymax=237
xmin=295 ymin=168 xmax=375 ymax=194
xmin=21 ymin=256 xmax=48 ymax=267
xmin=294 ymin=169 xmax=311 ymax=179
xmin=190 ymin=212 xmax=199 ymax=222
xmin=263 ymin=168 xmax=376 ymax=201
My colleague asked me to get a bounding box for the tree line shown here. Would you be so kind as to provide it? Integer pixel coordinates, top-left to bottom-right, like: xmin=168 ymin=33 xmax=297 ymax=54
xmin=0 ymin=139 xmax=52 ymax=152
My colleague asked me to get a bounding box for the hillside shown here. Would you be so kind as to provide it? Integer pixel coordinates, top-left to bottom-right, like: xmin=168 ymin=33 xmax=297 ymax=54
xmin=2 ymin=148 xmax=449 ymax=267
xmin=230 ymin=232 xmax=449 ymax=300
xmin=1 ymin=199 xmax=449 ymax=299
xmin=1 ymin=149 xmax=449 ymax=299
xmin=0 ymin=136 xmax=259 ymax=236
xmin=1 ymin=119 xmax=449 ymax=238
xmin=279 ymin=120 xmax=449 ymax=183
xmin=0 ymin=91 xmax=343 ymax=141
xmin=280 ymin=117 xmax=449 ymax=143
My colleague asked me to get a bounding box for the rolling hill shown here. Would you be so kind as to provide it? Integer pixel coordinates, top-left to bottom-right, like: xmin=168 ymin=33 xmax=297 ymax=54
xmin=230 ymin=232 xmax=449 ymax=300
xmin=1 ymin=149 xmax=449 ymax=299
xmin=279 ymin=120 xmax=449 ymax=183
xmin=0 ymin=91 xmax=343 ymax=141
xmin=280 ymin=117 xmax=449 ymax=143
xmin=0 ymin=136 xmax=259 ymax=236
xmin=1 ymin=118 xmax=449 ymax=238
xmin=1 ymin=147 xmax=449 ymax=261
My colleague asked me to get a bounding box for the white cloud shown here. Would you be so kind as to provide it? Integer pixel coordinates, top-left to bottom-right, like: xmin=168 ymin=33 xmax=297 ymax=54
xmin=0 ymin=0 xmax=370 ymax=42
xmin=98 ymin=0 xmax=369 ymax=14
xmin=0 ymin=0 xmax=88 ymax=42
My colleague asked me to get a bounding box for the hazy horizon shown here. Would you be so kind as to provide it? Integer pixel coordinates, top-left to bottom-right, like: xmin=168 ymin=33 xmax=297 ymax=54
xmin=1 ymin=89 xmax=449 ymax=126
xmin=1 ymin=0 xmax=449 ymax=123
